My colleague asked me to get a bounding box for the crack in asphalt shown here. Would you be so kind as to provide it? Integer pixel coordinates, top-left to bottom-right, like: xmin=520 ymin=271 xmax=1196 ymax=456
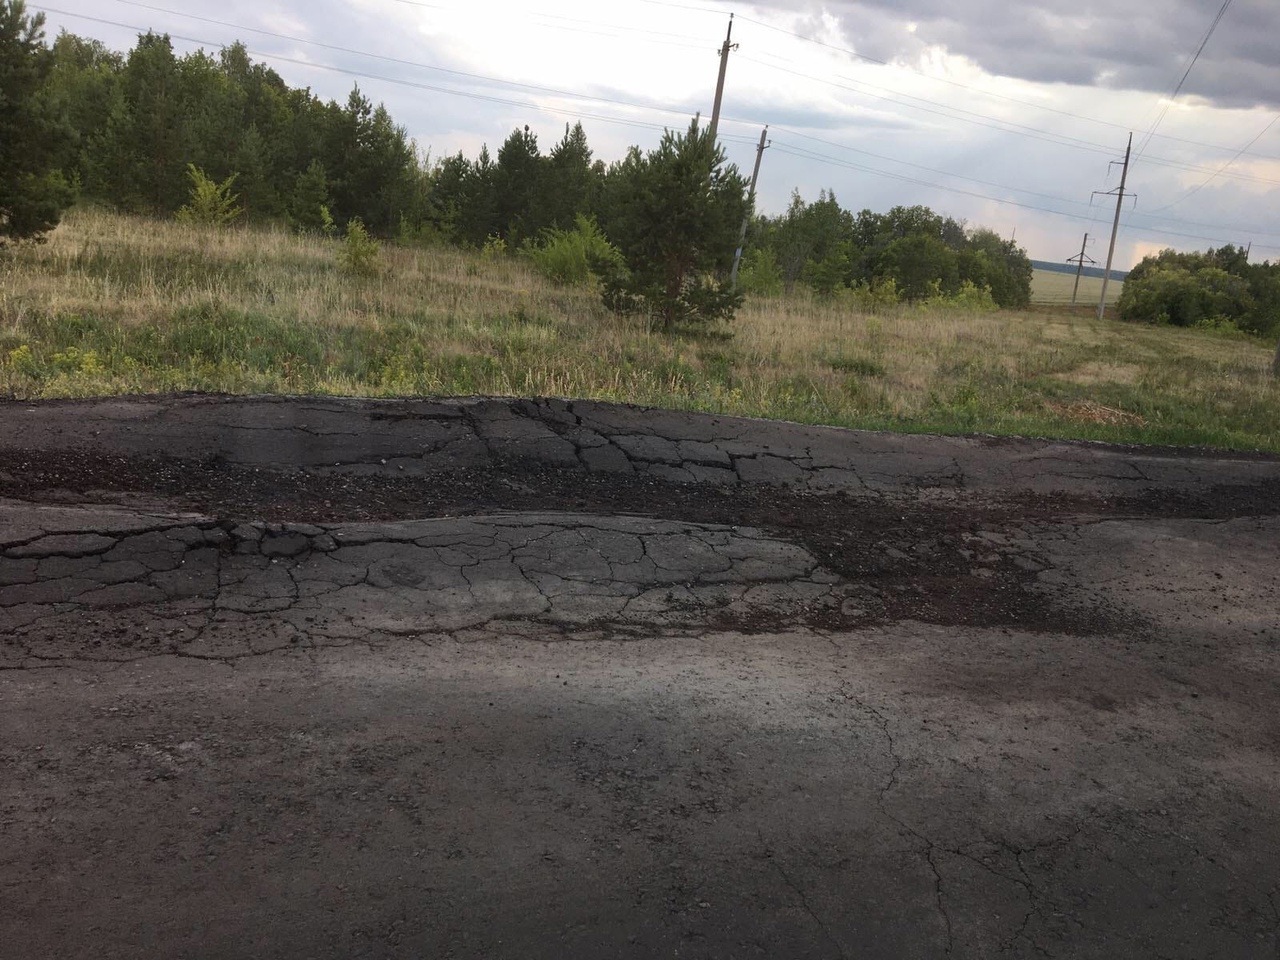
xmin=758 ymin=827 xmax=849 ymax=960
xmin=833 ymin=683 xmax=958 ymax=955
xmin=8 ymin=397 xmax=1279 ymax=505
xmin=1 ymin=510 xmax=856 ymax=668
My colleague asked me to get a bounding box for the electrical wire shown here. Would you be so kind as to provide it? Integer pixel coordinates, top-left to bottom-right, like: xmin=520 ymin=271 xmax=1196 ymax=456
xmin=738 ymin=54 xmax=1280 ymax=187
xmin=92 ymin=2 xmax=1280 ymax=186
xmin=30 ymin=3 xmax=1280 ymax=253
xmin=34 ymin=7 xmax=766 ymax=145
xmin=769 ymin=139 xmax=1280 ymax=252
xmin=720 ymin=7 xmax=1272 ymax=158
xmin=1134 ymin=0 xmax=1234 ymax=158
xmin=106 ymin=2 xmax=701 ymax=108
xmin=1149 ymin=112 xmax=1280 ymax=211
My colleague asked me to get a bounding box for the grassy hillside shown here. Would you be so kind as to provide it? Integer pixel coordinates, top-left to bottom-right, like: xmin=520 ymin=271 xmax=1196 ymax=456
xmin=1031 ymin=267 xmax=1124 ymax=307
xmin=1 ymin=209 xmax=1276 ymax=452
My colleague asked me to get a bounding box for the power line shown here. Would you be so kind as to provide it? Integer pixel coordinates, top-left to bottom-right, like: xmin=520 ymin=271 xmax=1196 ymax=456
xmin=1134 ymin=0 xmax=1233 ymax=158
xmin=768 ymin=139 xmax=1280 ymax=252
xmin=70 ymin=3 xmax=1280 ymax=193
xmin=728 ymin=8 xmax=1275 ymax=159
xmin=771 ymin=123 xmax=1280 ymax=241
xmin=31 ymin=3 xmax=1280 ymax=255
xmin=34 ymin=7 xmax=766 ymax=144
xmin=382 ymin=0 xmax=708 ymax=50
xmin=768 ymin=126 xmax=1096 ymax=209
xmin=1150 ymin=112 xmax=1280 ymax=211
xmin=738 ymin=54 xmax=1280 ymax=187
xmin=105 ymin=2 xmax=699 ymax=110
xmin=398 ymin=0 xmax=1278 ymax=162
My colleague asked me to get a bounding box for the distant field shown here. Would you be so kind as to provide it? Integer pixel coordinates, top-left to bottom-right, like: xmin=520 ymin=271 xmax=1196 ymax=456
xmin=1031 ymin=267 xmax=1124 ymax=307
xmin=2 ymin=210 xmax=1276 ymax=452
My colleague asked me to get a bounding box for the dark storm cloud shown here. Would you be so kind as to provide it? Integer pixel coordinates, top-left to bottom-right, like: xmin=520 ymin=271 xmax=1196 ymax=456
xmin=758 ymin=0 xmax=1280 ymax=110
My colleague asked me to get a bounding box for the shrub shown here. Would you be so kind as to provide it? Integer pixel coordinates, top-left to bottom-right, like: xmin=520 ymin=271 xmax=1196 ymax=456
xmin=6 ymin=343 xmax=40 ymax=376
xmin=525 ymin=215 xmax=623 ymax=286
xmin=846 ymin=277 xmax=900 ymax=312
xmin=1118 ymin=264 xmax=1251 ymax=328
xmin=736 ymin=248 xmax=784 ymax=297
xmin=50 ymin=346 xmax=102 ymax=375
xmin=922 ymin=279 xmax=998 ymax=312
xmin=338 ymin=219 xmax=381 ymax=276
xmin=319 ymin=204 xmax=337 ymax=239
xmin=802 ymin=241 xmax=853 ymax=299
xmin=175 ymin=165 xmax=243 ymax=227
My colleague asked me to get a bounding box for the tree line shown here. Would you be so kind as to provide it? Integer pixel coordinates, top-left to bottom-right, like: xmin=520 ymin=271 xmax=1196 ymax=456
xmin=0 ymin=3 xmax=1116 ymax=329
xmin=1119 ymin=245 xmax=1280 ymax=337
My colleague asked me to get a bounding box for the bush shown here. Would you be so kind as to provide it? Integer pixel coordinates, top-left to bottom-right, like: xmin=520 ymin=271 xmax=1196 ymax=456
xmin=338 ymin=218 xmax=380 ymax=276
xmin=1118 ymin=264 xmax=1251 ymax=328
xmin=922 ymin=279 xmax=998 ymax=312
xmin=736 ymin=248 xmax=784 ymax=297
xmin=803 ymin=242 xmax=853 ymax=299
xmin=525 ymin=215 xmax=623 ymax=286
xmin=175 ymin=165 xmax=243 ymax=227
xmin=846 ymin=277 xmax=900 ymax=312
xmin=6 ymin=343 xmax=40 ymax=376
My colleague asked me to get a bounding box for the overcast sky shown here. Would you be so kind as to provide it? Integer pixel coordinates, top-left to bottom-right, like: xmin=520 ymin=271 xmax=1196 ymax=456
xmin=34 ymin=0 xmax=1280 ymax=267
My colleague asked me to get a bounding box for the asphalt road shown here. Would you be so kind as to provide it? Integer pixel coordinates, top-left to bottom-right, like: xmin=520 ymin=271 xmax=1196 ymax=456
xmin=2 ymin=396 xmax=1278 ymax=959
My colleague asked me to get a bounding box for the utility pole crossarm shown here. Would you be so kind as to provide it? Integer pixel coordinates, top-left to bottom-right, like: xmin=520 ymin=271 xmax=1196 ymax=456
xmin=1066 ymin=232 xmax=1096 ymax=306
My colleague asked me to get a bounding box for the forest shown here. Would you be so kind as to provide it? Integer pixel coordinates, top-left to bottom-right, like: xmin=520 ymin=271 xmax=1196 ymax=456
xmin=5 ymin=9 xmax=1278 ymax=340
xmin=7 ymin=21 xmax=1034 ymax=313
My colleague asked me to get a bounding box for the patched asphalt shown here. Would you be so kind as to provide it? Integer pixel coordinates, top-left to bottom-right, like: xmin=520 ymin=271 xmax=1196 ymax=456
xmin=2 ymin=396 xmax=1278 ymax=959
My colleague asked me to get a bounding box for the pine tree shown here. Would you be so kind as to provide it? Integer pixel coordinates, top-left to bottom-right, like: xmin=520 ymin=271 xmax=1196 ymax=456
xmin=544 ymin=122 xmax=597 ymax=231
xmin=495 ymin=125 xmax=544 ymax=244
xmin=0 ymin=0 xmax=74 ymax=244
xmin=598 ymin=119 xmax=748 ymax=329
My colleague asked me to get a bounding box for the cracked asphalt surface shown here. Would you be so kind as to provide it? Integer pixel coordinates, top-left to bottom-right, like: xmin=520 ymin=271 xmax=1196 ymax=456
xmin=2 ymin=395 xmax=1279 ymax=959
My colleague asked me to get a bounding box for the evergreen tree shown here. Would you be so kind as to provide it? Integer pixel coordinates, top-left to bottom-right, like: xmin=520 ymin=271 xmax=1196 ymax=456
xmin=459 ymin=146 xmax=500 ymax=247
xmin=0 ymin=0 xmax=74 ymax=244
xmin=234 ymin=124 xmax=277 ymax=220
xmin=495 ymin=125 xmax=544 ymax=243
xmin=288 ymin=159 xmax=332 ymax=233
xmin=598 ymin=119 xmax=748 ymax=329
xmin=543 ymin=122 xmax=596 ymax=230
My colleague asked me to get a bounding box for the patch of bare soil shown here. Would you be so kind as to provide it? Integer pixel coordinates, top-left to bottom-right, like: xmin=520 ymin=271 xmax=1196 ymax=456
xmin=10 ymin=446 xmax=1271 ymax=638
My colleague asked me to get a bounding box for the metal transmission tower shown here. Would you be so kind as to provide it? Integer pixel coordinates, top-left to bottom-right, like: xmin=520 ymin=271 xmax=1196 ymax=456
xmin=730 ymin=126 xmax=770 ymax=289
xmin=708 ymin=14 xmax=737 ymax=145
xmin=1066 ymin=233 xmax=1096 ymax=305
xmin=1092 ymin=133 xmax=1135 ymax=321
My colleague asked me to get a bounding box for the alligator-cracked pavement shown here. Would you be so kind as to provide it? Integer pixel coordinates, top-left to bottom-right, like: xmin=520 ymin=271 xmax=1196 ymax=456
xmin=2 ymin=395 xmax=1278 ymax=959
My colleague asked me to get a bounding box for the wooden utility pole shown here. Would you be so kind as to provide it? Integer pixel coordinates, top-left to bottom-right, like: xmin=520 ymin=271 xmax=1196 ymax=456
xmin=1066 ymin=233 xmax=1096 ymax=305
xmin=730 ymin=126 xmax=770 ymax=289
xmin=1096 ymin=133 xmax=1133 ymax=321
xmin=708 ymin=14 xmax=736 ymax=145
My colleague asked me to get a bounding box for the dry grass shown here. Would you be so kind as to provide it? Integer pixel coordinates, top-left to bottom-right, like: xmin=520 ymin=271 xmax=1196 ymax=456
xmin=2 ymin=209 xmax=1277 ymax=452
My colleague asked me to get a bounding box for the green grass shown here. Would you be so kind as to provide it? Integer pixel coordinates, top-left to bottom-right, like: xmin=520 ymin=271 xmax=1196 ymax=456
xmin=1 ymin=209 xmax=1277 ymax=453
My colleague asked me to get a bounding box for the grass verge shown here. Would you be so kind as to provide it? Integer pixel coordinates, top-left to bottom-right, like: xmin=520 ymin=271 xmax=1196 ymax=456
xmin=2 ymin=209 xmax=1276 ymax=453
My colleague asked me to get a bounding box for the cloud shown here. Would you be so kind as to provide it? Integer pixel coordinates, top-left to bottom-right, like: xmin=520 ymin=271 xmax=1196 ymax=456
xmin=758 ymin=0 xmax=1280 ymax=110
xmin=37 ymin=0 xmax=1280 ymax=266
